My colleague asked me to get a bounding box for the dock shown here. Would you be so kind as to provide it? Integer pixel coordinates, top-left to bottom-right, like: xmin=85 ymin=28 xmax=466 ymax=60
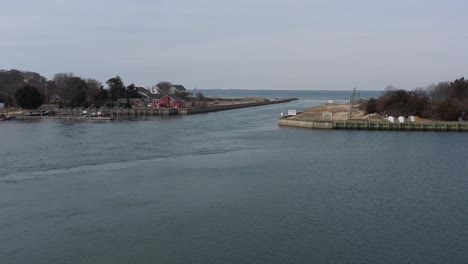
xmin=14 ymin=116 xmax=113 ymax=121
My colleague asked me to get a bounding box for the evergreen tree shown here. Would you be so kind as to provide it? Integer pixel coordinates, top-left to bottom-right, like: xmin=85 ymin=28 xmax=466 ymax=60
xmin=15 ymin=85 xmax=44 ymax=109
xmin=107 ymin=76 xmax=126 ymax=101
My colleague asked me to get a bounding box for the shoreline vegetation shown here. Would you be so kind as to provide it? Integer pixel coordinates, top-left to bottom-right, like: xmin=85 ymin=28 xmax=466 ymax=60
xmin=360 ymin=78 xmax=468 ymax=122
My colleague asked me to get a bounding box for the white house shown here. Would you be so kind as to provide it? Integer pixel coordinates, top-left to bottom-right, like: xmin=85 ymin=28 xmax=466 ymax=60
xmin=151 ymin=84 xmax=187 ymax=95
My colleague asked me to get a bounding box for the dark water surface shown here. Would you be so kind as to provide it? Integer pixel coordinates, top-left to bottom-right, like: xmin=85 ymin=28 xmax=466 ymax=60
xmin=1 ymin=91 xmax=467 ymax=263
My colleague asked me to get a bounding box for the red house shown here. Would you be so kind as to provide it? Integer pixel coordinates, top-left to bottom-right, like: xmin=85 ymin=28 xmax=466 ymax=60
xmin=152 ymin=95 xmax=186 ymax=109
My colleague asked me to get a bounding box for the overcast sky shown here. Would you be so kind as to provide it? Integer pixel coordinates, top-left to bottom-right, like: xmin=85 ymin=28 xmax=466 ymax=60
xmin=1 ymin=0 xmax=467 ymax=90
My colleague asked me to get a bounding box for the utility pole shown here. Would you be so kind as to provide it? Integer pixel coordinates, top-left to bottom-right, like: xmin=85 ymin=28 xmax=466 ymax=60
xmin=349 ymin=87 xmax=356 ymax=119
xmin=349 ymin=96 xmax=352 ymax=119
xmin=45 ymin=82 xmax=48 ymax=104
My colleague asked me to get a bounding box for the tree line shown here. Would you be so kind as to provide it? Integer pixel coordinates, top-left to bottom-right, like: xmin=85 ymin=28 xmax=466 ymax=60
xmin=361 ymin=78 xmax=468 ymax=121
xmin=0 ymin=69 xmax=190 ymax=109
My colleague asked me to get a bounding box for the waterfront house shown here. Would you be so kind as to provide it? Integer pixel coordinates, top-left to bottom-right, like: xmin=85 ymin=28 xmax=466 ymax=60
xmin=170 ymin=85 xmax=187 ymax=94
xmin=151 ymin=95 xmax=186 ymax=109
xmin=114 ymin=98 xmax=130 ymax=108
xmin=49 ymin=94 xmax=64 ymax=104
xmin=136 ymin=87 xmax=152 ymax=100
xmin=131 ymin=98 xmax=144 ymax=107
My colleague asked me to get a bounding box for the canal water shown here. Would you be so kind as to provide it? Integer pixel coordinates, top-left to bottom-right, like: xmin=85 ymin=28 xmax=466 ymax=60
xmin=1 ymin=90 xmax=467 ymax=264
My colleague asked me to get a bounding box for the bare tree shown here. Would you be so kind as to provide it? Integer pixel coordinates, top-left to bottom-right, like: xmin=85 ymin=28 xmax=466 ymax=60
xmin=85 ymin=78 xmax=101 ymax=103
xmin=156 ymin=81 xmax=173 ymax=95
xmin=52 ymin=73 xmax=75 ymax=97
xmin=52 ymin=73 xmax=89 ymax=107
xmin=194 ymin=92 xmax=208 ymax=108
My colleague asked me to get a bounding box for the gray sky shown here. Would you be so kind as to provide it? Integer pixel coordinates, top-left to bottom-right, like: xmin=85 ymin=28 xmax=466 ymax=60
xmin=1 ymin=0 xmax=467 ymax=90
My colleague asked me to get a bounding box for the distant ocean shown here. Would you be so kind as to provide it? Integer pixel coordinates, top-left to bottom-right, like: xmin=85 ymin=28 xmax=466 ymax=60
xmin=199 ymin=89 xmax=383 ymax=101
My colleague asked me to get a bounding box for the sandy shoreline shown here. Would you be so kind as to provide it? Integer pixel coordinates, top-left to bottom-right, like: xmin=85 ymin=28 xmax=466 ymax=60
xmin=293 ymin=103 xmax=443 ymax=123
xmin=295 ymin=103 xmax=366 ymax=121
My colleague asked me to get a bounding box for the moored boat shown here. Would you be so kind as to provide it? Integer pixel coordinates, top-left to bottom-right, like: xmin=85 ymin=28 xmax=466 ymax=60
xmin=24 ymin=110 xmax=52 ymax=116
xmin=0 ymin=114 xmax=14 ymax=121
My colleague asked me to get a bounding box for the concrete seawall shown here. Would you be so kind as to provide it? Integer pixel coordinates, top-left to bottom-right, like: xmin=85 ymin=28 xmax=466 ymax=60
xmin=278 ymin=119 xmax=334 ymax=129
xmin=18 ymin=98 xmax=298 ymax=120
xmin=181 ymin=98 xmax=298 ymax=115
xmin=279 ymin=118 xmax=468 ymax=132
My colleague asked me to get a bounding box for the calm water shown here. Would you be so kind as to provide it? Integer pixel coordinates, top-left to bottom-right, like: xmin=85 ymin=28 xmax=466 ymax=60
xmin=1 ymin=90 xmax=467 ymax=264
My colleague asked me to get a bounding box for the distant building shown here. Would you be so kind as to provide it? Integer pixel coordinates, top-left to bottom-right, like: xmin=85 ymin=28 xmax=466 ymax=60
xmin=135 ymin=87 xmax=154 ymax=103
xmin=135 ymin=87 xmax=151 ymax=97
xmin=111 ymin=87 xmax=187 ymax=108
xmin=114 ymin=98 xmax=130 ymax=108
xmin=130 ymin=98 xmax=144 ymax=107
xmin=151 ymin=84 xmax=187 ymax=95
xmin=115 ymin=97 xmax=148 ymax=108
xmin=170 ymin=85 xmax=187 ymax=94
xmin=49 ymin=94 xmax=64 ymax=104
xmin=151 ymin=95 xmax=186 ymax=109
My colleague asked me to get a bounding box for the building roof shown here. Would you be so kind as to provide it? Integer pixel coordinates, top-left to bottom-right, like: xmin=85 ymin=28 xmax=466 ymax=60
xmin=168 ymin=94 xmax=183 ymax=101
xmin=173 ymin=85 xmax=186 ymax=92
xmin=136 ymin=87 xmax=151 ymax=97
xmin=151 ymin=94 xmax=184 ymax=101
xmin=136 ymin=87 xmax=150 ymax=93
xmin=136 ymin=87 xmax=165 ymax=99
